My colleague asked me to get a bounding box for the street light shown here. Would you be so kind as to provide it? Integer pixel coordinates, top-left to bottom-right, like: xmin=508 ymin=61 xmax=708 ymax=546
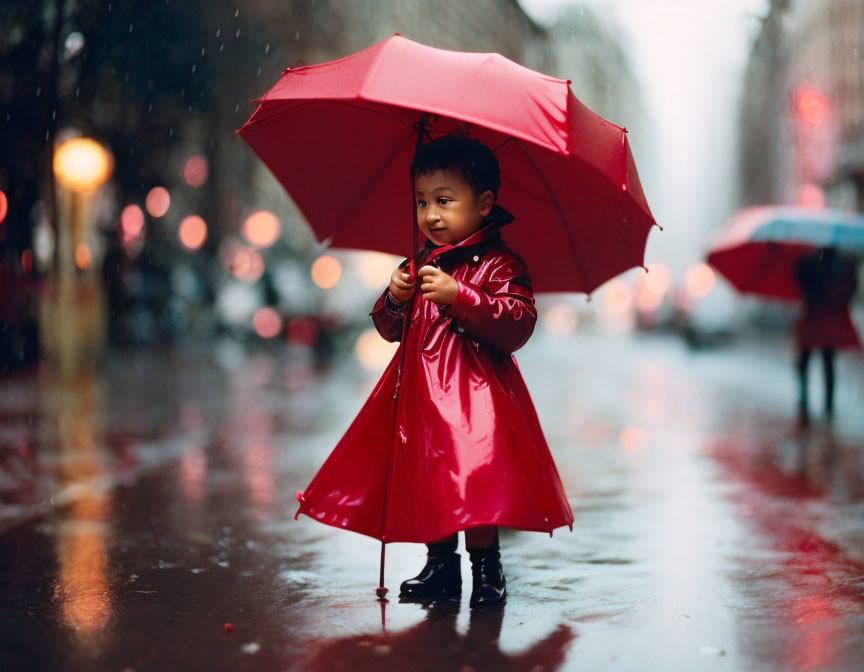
xmin=46 ymin=135 xmax=115 ymax=379
xmin=53 ymin=137 xmax=114 ymax=194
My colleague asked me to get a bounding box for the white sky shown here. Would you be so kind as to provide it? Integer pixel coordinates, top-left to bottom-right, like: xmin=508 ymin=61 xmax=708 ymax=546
xmin=521 ymin=0 xmax=770 ymax=276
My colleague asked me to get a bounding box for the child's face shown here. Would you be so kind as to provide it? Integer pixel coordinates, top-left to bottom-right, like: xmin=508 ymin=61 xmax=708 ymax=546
xmin=415 ymin=169 xmax=494 ymax=246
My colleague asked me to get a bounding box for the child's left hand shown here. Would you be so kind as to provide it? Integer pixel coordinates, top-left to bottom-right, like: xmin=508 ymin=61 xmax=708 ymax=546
xmin=418 ymin=265 xmax=458 ymax=305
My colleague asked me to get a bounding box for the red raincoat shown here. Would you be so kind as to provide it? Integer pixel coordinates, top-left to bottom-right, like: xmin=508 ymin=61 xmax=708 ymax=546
xmin=795 ymin=254 xmax=861 ymax=351
xmin=295 ymin=207 xmax=574 ymax=543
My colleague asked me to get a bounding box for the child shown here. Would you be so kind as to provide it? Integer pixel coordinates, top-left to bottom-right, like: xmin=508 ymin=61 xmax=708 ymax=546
xmin=294 ymin=135 xmax=573 ymax=607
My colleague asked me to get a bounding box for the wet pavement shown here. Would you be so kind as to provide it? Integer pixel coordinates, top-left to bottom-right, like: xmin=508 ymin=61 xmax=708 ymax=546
xmin=1 ymin=327 xmax=863 ymax=671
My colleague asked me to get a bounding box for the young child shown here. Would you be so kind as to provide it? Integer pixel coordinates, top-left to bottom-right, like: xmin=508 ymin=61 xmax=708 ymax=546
xmin=294 ymin=135 xmax=573 ymax=607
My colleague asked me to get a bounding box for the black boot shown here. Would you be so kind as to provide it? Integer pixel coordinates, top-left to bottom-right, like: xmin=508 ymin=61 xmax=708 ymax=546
xmin=399 ymin=536 xmax=461 ymax=600
xmin=468 ymin=532 xmax=506 ymax=608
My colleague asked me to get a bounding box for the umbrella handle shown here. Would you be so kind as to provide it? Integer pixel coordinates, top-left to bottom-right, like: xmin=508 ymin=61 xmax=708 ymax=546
xmin=376 ymin=541 xmax=388 ymax=599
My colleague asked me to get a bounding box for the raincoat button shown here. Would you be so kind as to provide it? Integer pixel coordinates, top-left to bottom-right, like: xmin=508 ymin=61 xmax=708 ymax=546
xmin=472 ymin=255 xmax=479 ymax=262
xmin=456 ymin=326 xmax=465 ymax=333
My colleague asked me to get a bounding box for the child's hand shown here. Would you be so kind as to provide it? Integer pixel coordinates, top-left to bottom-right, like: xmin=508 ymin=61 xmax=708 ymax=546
xmin=418 ymin=265 xmax=458 ymax=305
xmin=388 ymin=264 xmax=416 ymax=304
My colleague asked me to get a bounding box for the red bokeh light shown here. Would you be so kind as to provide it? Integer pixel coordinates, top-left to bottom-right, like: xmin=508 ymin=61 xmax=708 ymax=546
xmin=253 ymin=307 xmax=282 ymax=338
xmin=183 ymin=155 xmax=208 ymax=187
xmin=0 ymin=190 xmax=7 ymax=225
xmin=795 ymin=87 xmax=830 ymax=126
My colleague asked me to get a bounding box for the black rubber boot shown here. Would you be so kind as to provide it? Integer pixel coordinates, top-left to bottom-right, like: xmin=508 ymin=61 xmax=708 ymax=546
xmin=468 ymin=531 xmax=507 ymax=608
xmin=399 ymin=536 xmax=461 ymax=600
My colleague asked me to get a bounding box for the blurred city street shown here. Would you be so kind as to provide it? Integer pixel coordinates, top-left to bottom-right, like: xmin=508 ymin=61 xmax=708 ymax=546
xmin=1 ymin=327 xmax=863 ymax=672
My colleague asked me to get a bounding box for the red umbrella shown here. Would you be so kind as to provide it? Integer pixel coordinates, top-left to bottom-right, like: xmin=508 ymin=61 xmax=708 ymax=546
xmin=238 ymin=34 xmax=657 ymax=295
xmin=707 ymin=206 xmax=864 ymax=300
xmin=237 ymin=35 xmax=657 ymax=598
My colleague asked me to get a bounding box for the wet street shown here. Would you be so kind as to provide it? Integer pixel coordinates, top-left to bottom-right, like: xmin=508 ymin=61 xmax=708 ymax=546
xmin=2 ymin=326 xmax=864 ymax=671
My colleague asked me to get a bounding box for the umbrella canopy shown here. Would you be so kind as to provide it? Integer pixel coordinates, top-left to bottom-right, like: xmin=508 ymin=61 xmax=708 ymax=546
xmin=238 ymin=34 xmax=656 ymax=295
xmin=707 ymin=206 xmax=864 ymax=300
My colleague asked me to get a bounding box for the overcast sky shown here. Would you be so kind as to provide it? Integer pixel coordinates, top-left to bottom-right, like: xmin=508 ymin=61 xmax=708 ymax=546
xmin=520 ymin=0 xmax=770 ymax=276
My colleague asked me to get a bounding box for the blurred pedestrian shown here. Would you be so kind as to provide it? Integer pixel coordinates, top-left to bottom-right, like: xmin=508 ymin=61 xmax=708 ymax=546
xmin=295 ymin=136 xmax=573 ymax=607
xmin=794 ymin=247 xmax=861 ymax=425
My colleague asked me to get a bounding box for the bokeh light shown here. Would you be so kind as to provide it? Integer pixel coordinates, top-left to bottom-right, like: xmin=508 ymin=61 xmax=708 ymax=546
xmin=602 ymin=279 xmax=632 ymax=313
xmin=21 ymin=250 xmax=33 ymax=273
xmin=253 ymin=307 xmax=282 ymax=338
xmin=619 ymin=425 xmax=645 ymax=454
xmin=145 ymin=186 xmax=171 ymax=217
xmin=0 ymin=189 xmax=7 ymax=224
xmin=798 ymin=183 xmax=826 ymax=209
xmin=795 ymin=87 xmax=830 ymax=126
xmin=311 ymin=255 xmax=342 ymax=289
xmin=120 ymin=204 xmax=144 ymax=239
xmin=74 ymin=243 xmax=92 ymax=270
xmin=242 ymin=210 xmax=281 ymax=248
xmin=229 ymin=246 xmax=265 ymax=283
xmin=542 ymin=302 xmax=579 ymax=337
xmin=685 ymin=263 xmax=716 ymax=298
xmin=354 ymin=328 xmax=398 ymax=371
xmin=178 ymin=215 xmax=208 ymax=251
xmin=357 ymin=251 xmax=401 ymax=289
xmin=183 ymin=155 xmax=208 ymax=187
xmin=53 ymin=137 xmax=114 ymax=193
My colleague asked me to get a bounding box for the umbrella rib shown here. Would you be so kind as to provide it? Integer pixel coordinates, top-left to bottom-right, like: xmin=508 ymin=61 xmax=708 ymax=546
xmin=514 ymin=140 xmax=590 ymax=293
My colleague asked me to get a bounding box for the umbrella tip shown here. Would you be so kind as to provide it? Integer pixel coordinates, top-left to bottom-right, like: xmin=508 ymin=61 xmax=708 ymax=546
xmin=393 ymin=32 xmax=401 ymax=36
xmin=641 ymin=265 xmax=649 ymax=273
xmin=654 ymin=222 xmax=664 ymax=231
xmin=623 ymin=127 xmax=629 ymax=133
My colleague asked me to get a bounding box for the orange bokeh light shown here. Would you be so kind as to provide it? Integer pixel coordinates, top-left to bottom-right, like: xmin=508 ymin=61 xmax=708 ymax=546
xmin=685 ymin=263 xmax=716 ymax=298
xmin=253 ymin=307 xmax=282 ymax=338
xmin=242 ymin=210 xmax=281 ymax=248
xmin=0 ymin=189 xmax=7 ymax=224
xmin=603 ymin=279 xmax=632 ymax=313
xmin=75 ymin=244 xmax=92 ymax=270
xmin=183 ymin=155 xmax=208 ymax=187
xmin=311 ymin=255 xmax=342 ymax=289
xmin=355 ymin=328 xmax=398 ymax=370
xmin=178 ymin=215 xmax=208 ymax=251
xmin=643 ymin=263 xmax=671 ymax=296
xmin=795 ymin=87 xmax=830 ymax=126
xmin=145 ymin=186 xmax=170 ymax=218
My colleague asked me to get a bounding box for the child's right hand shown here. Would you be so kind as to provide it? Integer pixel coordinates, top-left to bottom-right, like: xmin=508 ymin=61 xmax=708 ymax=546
xmin=388 ymin=263 xmax=416 ymax=304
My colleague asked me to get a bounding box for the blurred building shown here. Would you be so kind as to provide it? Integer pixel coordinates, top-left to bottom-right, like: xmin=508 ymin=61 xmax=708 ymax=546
xmin=738 ymin=0 xmax=864 ymax=211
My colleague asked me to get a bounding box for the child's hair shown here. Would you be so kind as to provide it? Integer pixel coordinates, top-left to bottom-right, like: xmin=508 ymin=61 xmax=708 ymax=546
xmin=410 ymin=135 xmax=501 ymax=201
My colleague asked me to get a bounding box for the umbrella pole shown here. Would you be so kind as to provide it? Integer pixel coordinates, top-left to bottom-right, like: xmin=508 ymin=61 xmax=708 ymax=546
xmin=376 ymin=115 xmax=429 ymax=600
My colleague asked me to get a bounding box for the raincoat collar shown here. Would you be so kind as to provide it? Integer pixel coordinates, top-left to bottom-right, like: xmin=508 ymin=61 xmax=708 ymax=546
xmin=420 ymin=205 xmax=515 ymax=269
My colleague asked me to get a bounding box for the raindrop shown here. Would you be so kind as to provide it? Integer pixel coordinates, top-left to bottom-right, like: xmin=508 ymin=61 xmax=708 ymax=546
xmin=75 ymin=86 xmax=80 ymax=98
xmin=45 ymin=130 xmax=49 ymax=141
xmin=129 ymin=23 xmax=134 ymax=34
xmin=35 ymin=85 xmax=41 ymax=96
xmin=295 ymin=31 xmax=300 ymax=40
xmin=52 ymin=109 xmax=56 ymax=119
xmin=192 ymin=63 xmax=197 ymax=73
xmin=234 ymin=8 xmax=239 ymax=17
xmin=169 ymin=128 xmax=174 ymax=138
xmin=108 ymin=2 xmax=112 ymax=9
xmin=256 ymin=67 xmax=261 ymax=77
xmin=265 ymin=42 xmax=270 ymax=54
xmin=200 ymin=47 xmax=205 ymax=56
xmin=236 ymin=28 xmax=240 ymax=38
xmin=188 ymin=104 xmax=192 ymax=113
xmin=129 ymin=147 xmax=134 ymax=157
xmin=148 ymin=102 xmax=152 ymax=113
xmin=5 ymin=113 xmax=9 ymax=122
xmin=216 ymin=28 xmax=221 ymax=37
xmin=220 ymin=44 xmax=224 ymax=52
xmin=234 ymin=103 xmax=239 ymax=112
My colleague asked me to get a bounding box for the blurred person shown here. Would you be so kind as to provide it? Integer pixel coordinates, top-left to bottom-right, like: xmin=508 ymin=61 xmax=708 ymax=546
xmin=294 ymin=136 xmax=572 ymax=607
xmin=794 ymin=247 xmax=861 ymax=425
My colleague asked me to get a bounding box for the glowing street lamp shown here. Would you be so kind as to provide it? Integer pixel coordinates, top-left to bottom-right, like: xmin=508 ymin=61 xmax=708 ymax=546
xmin=53 ymin=137 xmax=114 ymax=194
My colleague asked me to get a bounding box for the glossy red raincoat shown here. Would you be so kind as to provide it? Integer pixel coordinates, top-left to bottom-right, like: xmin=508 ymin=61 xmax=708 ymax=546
xmin=295 ymin=207 xmax=574 ymax=543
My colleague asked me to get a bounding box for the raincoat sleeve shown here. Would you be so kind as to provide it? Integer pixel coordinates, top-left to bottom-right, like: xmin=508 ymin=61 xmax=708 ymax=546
xmin=369 ymin=258 xmax=410 ymax=342
xmin=444 ymin=253 xmax=537 ymax=354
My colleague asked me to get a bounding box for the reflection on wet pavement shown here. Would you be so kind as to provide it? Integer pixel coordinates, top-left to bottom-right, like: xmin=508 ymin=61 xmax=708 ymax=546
xmin=0 ymin=333 xmax=863 ymax=671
